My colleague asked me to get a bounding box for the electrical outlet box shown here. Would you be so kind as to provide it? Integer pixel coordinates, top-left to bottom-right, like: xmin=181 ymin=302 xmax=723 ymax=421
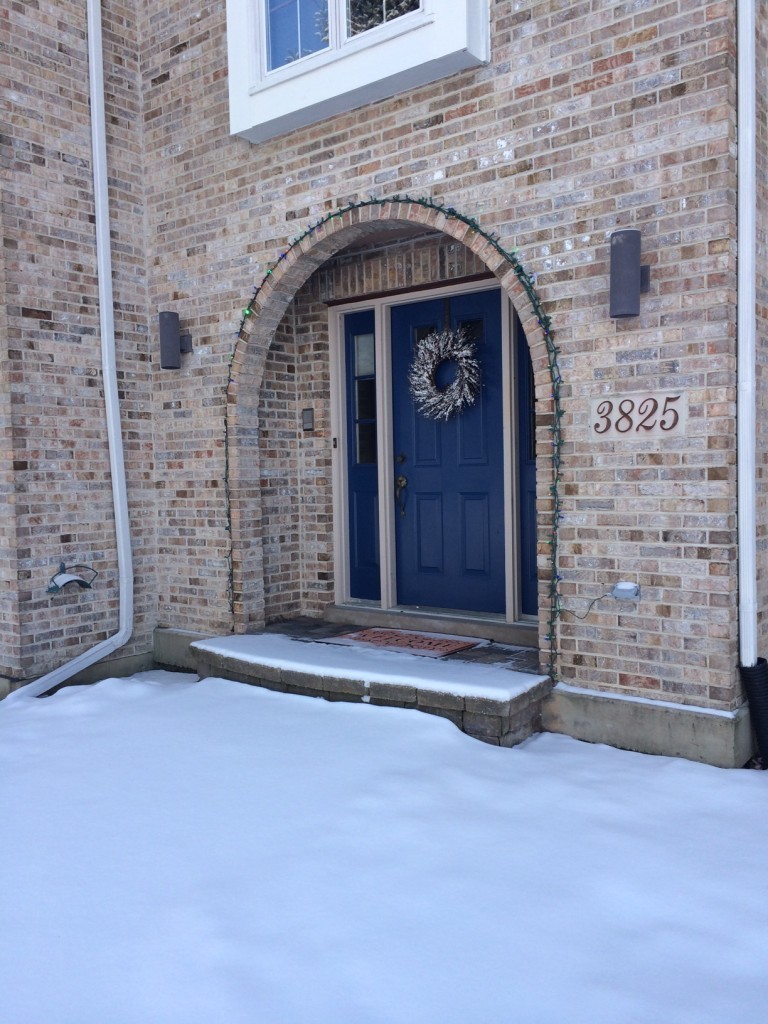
xmin=611 ymin=582 xmax=640 ymax=601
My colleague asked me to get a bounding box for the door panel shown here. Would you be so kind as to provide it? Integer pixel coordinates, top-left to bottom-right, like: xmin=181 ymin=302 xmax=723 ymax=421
xmin=391 ymin=291 xmax=505 ymax=613
xmin=415 ymin=494 xmax=444 ymax=573
xmin=414 ymin=414 xmax=440 ymax=466
xmin=460 ymin=493 xmax=491 ymax=575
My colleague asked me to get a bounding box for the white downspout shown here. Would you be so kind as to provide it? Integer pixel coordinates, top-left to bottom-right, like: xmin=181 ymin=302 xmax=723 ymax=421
xmin=7 ymin=0 xmax=133 ymax=701
xmin=737 ymin=0 xmax=758 ymax=669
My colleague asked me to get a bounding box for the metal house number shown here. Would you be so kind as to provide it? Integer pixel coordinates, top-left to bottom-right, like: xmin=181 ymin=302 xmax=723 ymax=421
xmin=590 ymin=391 xmax=688 ymax=439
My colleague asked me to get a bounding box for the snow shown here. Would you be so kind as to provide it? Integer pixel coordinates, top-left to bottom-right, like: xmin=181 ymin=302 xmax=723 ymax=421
xmin=193 ymin=632 xmax=548 ymax=699
xmin=554 ymin=681 xmax=739 ymax=718
xmin=1 ymin=670 xmax=767 ymax=1024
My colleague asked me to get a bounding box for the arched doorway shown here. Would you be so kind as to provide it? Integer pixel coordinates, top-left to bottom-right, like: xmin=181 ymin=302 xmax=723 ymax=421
xmin=228 ymin=199 xmax=555 ymax=650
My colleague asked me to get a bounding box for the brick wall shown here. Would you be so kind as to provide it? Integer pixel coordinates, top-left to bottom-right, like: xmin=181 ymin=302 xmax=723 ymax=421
xmin=0 ymin=187 xmax=20 ymax=682
xmin=2 ymin=0 xmax=154 ymax=682
xmin=260 ymin=317 xmax=301 ymax=621
xmin=4 ymin=0 xmax=751 ymax=714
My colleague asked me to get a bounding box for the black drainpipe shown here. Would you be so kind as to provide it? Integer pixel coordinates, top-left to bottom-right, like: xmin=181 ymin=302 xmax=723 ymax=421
xmin=739 ymin=661 xmax=768 ymax=763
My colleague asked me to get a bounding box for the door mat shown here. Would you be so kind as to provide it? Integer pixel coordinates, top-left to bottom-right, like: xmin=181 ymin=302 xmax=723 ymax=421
xmin=322 ymin=628 xmax=486 ymax=659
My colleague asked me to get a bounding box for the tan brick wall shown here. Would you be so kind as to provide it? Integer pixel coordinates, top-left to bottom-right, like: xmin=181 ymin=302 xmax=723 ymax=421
xmin=260 ymin=317 xmax=302 ymax=621
xmin=2 ymin=0 xmax=155 ymax=681
xmin=0 ymin=183 xmax=21 ymax=681
xmin=4 ymin=0 xmax=752 ymax=714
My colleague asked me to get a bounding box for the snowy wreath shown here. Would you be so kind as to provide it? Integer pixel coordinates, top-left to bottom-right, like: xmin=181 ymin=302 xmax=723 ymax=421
xmin=407 ymin=327 xmax=481 ymax=422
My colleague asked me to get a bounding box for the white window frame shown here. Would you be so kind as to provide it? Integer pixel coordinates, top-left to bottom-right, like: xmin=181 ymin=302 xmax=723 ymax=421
xmin=227 ymin=0 xmax=490 ymax=143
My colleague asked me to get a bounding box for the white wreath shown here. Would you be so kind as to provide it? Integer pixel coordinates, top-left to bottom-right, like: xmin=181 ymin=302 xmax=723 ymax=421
xmin=408 ymin=327 xmax=481 ymax=422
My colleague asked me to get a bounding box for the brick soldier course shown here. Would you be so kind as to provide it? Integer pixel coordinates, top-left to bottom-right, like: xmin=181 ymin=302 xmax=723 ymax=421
xmin=2 ymin=1 xmax=766 ymax=765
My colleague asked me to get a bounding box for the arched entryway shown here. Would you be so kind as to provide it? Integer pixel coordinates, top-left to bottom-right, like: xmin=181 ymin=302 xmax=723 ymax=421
xmin=227 ymin=199 xmax=558 ymax=657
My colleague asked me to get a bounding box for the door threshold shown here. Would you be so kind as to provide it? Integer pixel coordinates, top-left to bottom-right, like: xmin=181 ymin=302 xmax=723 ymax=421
xmin=325 ymin=603 xmax=538 ymax=648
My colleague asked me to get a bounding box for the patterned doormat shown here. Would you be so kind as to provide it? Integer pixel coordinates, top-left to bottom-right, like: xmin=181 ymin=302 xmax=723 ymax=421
xmin=323 ymin=628 xmax=484 ymax=659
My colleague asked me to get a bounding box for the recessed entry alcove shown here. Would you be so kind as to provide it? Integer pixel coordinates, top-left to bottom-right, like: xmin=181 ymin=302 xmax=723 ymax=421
xmin=227 ymin=202 xmax=556 ymax=655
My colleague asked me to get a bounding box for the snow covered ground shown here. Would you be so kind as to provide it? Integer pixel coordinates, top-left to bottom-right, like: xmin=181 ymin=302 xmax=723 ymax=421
xmin=1 ymin=670 xmax=767 ymax=1024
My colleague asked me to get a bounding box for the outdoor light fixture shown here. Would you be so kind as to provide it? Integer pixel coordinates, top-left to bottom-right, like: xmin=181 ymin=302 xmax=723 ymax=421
xmin=159 ymin=311 xmax=193 ymax=369
xmin=609 ymin=229 xmax=650 ymax=318
xmin=47 ymin=563 xmax=98 ymax=594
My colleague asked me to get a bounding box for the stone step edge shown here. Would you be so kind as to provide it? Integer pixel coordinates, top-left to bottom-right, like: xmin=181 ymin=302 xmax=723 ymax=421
xmin=194 ymin=648 xmax=552 ymax=748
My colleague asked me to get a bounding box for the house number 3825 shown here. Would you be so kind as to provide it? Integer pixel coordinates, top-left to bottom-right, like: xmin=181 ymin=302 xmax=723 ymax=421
xmin=590 ymin=392 xmax=687 ymax=438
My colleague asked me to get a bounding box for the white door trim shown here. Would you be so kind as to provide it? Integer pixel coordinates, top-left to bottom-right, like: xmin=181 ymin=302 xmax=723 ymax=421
xmin=331 ymin=282 xmax=527 ymax=624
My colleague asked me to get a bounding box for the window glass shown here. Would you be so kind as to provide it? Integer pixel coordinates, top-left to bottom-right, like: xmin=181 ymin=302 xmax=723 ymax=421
xmin=457 ymin=317 xmax=482 ymax=346
xmin=354 ymin=333 xmax=375 ymax=376
xmin=352 ymin=330 xmax=377 ymax=465
xmin=356 ymin=379 xmax=376 ymax=420
xmin=356 ymin=422 xmax=377 ymax=464
xmin=267 ymin=0 xmax=329 ymax=70
xmin=347 ymin=0 xmax=420 ymax=38
xmin=414 ymin=323 xmax=437 ymax=345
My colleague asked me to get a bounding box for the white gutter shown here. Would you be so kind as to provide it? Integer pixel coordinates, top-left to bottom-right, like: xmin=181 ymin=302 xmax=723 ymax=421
xmin=6 ymin=0 xmax=133 ymax=701
xmin=737 ymin=0 xmax=758 ymax=669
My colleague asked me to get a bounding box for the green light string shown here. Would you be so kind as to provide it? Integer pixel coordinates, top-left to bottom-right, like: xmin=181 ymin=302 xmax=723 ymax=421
xmin=223 ymin=408 xmax=234 ymax=617
xmin=231 ymin=194 xmax=565 ymax=678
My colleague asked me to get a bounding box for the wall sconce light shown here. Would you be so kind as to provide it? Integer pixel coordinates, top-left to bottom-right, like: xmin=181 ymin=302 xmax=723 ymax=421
xmin=301 ymin=408 xmax=315 ymax=431
xmin=47 ymin=563 xmax=98 ymax=594
xmin=159 ymin=311 xmax=193 ymax=369
xmin=609 ymin=229 xmax=650 ymax=318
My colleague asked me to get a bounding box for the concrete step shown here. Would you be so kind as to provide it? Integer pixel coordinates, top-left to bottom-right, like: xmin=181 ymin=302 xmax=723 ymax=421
xmin=192 ymin=629 xmax=551 ymax=748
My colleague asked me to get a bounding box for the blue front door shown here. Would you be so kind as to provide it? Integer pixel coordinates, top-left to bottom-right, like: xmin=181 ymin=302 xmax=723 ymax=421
xmin=390 ymin=291 xmax=506 ymax=613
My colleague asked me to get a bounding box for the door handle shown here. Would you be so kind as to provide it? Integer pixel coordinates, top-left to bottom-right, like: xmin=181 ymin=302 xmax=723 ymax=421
xmin=395 ymin=474 xmax=408 ymax=517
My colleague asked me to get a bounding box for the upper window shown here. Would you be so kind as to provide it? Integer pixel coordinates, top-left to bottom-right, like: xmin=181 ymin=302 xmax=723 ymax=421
xmin=227 ymin=0 xmax=490 ymax=143
xmin=266 ymin=0 xmax=329 ymax=71
xmin=347 ymin=0 xmax=420 ymax=38
xmin=266 ymin=1 xmax=421 ymax=71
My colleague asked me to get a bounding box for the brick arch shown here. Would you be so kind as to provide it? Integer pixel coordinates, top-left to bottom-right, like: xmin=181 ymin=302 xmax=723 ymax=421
xmin=227 ymin=198 xmax=557 ymax=644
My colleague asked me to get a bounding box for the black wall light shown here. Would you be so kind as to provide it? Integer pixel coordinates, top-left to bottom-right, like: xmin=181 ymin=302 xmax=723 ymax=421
xmin=159 ymin=311 xmax=193 ymax=369
xmin=609 ymin=229 xmax=651 ymax=318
